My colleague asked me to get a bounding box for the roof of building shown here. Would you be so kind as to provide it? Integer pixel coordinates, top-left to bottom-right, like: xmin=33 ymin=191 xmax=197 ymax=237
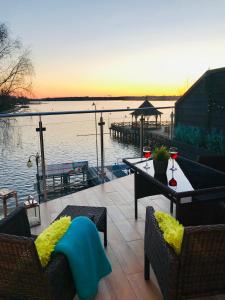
xmin=176 ymin=67 xmax=225 ymax=105
xmin=131 ymin=99 xmax=162 ymax=117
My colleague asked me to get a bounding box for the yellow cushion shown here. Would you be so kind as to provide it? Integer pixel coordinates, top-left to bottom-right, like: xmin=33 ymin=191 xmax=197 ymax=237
xmin=35 ymin=216 xmax=71 ymax=267
xmin=154 ymin=211 xmax=184 ymax=254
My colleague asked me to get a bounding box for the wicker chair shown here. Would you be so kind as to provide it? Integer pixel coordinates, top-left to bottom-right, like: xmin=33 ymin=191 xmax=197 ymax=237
xmin=144 ymin=206 xmax=225 ymax=300
xmin=198 ymin=155 xmax=225 ymax=173
xmin=0 ymin=206 xmax=75 ymax=300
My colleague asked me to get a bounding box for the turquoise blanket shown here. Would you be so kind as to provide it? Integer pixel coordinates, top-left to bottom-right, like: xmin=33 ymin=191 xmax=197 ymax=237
xmin=54 ymin=216 xmax=112 ymax=300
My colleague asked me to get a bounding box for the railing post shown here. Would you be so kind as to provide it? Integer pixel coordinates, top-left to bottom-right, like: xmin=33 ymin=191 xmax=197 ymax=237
xmin=170 ymin=110 xmax=174 ymax=139
xmin=98 ymin=113 xmax=105 ymax=183
xmin=36 ymin=116 xmax=47 ymax=201
xmin=92 ymin=102 xmax=99 ymax=174
xmin=140 ymin=115 xmax=144 ymax=157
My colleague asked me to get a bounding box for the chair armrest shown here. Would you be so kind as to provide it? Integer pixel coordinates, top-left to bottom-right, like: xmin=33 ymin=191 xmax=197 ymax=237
xmin=0 ymin=206 xmax=31 ymax=237
xmin=145 ymin=207 xmax=179 ymax=300
xmin=45 ymin=253 xmax=76 ymax=300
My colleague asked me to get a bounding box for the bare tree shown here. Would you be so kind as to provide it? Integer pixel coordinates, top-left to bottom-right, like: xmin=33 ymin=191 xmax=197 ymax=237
xmin=0 ymin=23 xmax=34 ymax=97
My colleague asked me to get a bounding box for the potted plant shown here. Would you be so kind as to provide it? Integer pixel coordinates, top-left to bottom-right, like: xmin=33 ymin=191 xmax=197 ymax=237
xmin=153 ymin=146 xmax=170 ymax=174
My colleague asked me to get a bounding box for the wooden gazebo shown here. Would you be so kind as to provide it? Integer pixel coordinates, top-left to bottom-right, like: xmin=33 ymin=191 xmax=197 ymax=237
xmin=131 ymin=99 xmax=162 ymax=127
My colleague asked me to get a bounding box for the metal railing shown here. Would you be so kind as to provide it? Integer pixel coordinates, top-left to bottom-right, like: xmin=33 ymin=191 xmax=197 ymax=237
xmin=0 ymin=105 xmax=174 ymax=203
xmin=0 ymin=106 xmax=174 ymax=118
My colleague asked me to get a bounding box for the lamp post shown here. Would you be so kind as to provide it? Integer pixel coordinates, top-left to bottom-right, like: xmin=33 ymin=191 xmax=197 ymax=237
xmin=27 ymin=152 xmax=40 ymax=170
xmin=27 ymin=152 xmax=41 ymax=201
xmin=92 ymin=102 xmax=99 ymax=174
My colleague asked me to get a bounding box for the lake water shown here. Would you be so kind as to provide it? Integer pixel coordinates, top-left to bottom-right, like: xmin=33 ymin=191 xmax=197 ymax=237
xmin=0 ymin=100 xmax=175 ymax=204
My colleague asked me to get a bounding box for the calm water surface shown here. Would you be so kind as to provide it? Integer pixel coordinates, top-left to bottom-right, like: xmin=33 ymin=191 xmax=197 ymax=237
xmin=0 ymin=100 xmax=175 ymax=203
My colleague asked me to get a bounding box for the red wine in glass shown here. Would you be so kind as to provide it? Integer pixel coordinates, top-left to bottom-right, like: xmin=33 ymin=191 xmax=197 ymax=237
xmin=169 ymin=147 xmax=178 ymax=171
xmin=169 ymin=169 xmax=177 ymax=188
xmin=143 ymin=150 xmax=151 ymax=159
xmin=170 ymin=152 xmax=178 ymax=160
xmin=169 ymin=177 xmax=177 ymax=187
xmin=143 ymin=146 xmax=151 ymax=169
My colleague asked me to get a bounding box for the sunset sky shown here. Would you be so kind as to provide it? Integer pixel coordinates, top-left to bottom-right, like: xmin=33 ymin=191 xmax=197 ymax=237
xmin=1 ymin=0 xmax=225 ymax=98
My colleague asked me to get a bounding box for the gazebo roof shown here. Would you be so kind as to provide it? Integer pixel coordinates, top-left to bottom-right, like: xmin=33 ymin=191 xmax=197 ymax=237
xmin=131 ymin=99 xmax=162 ymax=117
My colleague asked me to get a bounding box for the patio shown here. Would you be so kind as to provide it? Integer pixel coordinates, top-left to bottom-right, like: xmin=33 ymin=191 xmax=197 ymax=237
xmin=31 ymin=174 xmax=225 ymax=300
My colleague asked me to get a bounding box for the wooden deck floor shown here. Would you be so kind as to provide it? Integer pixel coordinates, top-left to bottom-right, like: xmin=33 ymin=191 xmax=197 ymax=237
xmin=32 ymin=175 xmax=225 ymax=300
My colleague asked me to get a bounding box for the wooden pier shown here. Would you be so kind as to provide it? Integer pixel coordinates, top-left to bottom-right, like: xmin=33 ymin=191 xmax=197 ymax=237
xmin=110 ymin=121 xmax=171 ymax=145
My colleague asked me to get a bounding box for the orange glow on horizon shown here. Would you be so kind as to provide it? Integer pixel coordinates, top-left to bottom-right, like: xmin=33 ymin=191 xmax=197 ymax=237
xmin=33 ymin=86 xmax=184 ymax=99
xmin=32 ymin=39 xmax=225 ymax=99
xmin=33 ymin=75 xmax=189 ymax=98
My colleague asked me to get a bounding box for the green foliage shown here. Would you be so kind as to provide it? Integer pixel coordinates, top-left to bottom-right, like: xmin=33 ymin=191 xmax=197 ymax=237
xmin=16 ymin=96 xmax=29 ymax=105
xmin=206 ymin=129 xmax=225 ymax=153
xmin=0 ymin=95 xmax=29 ymax=112
xmin=175 ymin=124 xmax=225 ymax=154
xmin=153 ymin=146 xmax=170 ymax=161
xmin=0 ymin=95 xmax=17 ymax=112
xmin=174 ymin=124 xmax=205 ymax=147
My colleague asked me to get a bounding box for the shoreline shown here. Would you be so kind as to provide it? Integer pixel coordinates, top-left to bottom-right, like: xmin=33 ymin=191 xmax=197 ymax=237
xmin=30 ymin=98 xmax=178 ymax=103
xmin=0 ymin=106 xmax=21 ymax=114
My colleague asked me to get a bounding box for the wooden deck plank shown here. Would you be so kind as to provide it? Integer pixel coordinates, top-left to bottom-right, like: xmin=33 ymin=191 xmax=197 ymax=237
xmin=109 ymin=240 xmax=143 ymax=275
xmin=127 ymin=219 xmax=145 ymax=239
xmin=107 ymin=191 xmax=129 ymax=205
xmin=127 ymin=239 xmax=145 ymax=268
xmin=100 ymin=246 xmax=139 ymax=300
xmin=127 ymin=272 xmax=162 ymax=300
xmin=107 ymin=219 xmax=125 ymax=243
xmin=113 ymin=219 xmax=141 ymax=242
xmin=107 ymin=205 xmax=127 ymax=222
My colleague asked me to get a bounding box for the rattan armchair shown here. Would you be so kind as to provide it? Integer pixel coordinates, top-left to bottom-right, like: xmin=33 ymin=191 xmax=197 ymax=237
xmin=198 ymin=155 xmax=225 ymax=173
xmin=0 ymin=206 xmax=75 ymax=300
xmin=144 ymin=206 xmax=225 ymax=300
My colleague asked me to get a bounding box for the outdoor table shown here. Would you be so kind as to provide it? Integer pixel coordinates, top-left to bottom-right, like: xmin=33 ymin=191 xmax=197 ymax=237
xmin=54 ymin=205 xmax=107 ymax=247
xmin=123 ymin=157 xmax=225 ymax=221
xmin=37 ymin=161 xmax=89 ymax=193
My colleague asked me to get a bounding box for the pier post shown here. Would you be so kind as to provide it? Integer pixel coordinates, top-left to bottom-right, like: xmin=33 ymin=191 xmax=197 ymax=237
xmin=140 ymin=115 xmax=144 ymax=157
xmin=98 ymin=114 xmax=105 ymax=183
xmin=36 ymin=116 xmax=47 ymax=201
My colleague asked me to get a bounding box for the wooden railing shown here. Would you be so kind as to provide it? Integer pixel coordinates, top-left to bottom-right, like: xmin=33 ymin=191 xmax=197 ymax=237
xmin=110 ymin=120 xmax=171 ymax=128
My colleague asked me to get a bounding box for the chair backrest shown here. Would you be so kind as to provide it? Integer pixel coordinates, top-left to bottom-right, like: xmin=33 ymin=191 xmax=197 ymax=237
xmin=198 ymin=155 xmax=225 ymax=172
xmin=0 ymin=233 xmax=51 ymax=299
xmin=0 ymin=205 xmax=31 ymax=237
xmin=179 ymin=224 xmax=225 ymax=296
xmin=178 ymin=200 xmax=225 ymax=226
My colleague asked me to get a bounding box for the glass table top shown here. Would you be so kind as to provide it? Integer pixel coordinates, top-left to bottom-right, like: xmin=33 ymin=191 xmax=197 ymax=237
xmin=124 ymin=157 xmax=225 ymax=194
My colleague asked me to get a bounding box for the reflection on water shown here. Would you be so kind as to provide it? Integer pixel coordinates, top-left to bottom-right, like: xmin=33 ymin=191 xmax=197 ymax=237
xmin=0 ymin=119 xmax=22 ymax=152
xmin=0 ymin=100 xmax=175 ymax=205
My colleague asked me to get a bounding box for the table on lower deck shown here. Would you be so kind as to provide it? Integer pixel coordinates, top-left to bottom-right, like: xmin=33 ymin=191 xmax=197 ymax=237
xmin=123 ymin=157 xmax=225 ymax=223
xmin=55 ymin=205 xmax=107 ymax=247
xmin=0 ymin=189 xmax=18 ymax=217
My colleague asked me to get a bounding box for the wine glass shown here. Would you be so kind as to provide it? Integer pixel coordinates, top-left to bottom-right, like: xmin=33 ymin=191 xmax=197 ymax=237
xmin=169 ymin=170 xmax=177 ymax=190
xmin=169 ymin=174 xmax=177 ymax=187
xmin=143 ymin=146 xmax=151 ymax=169
xmin=169 ymin=147 xmax=178 ymax=171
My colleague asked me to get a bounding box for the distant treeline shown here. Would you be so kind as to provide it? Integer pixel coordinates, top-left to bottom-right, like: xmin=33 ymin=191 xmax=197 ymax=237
xmin=31 ymin=95 xmax=179 ymax=102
